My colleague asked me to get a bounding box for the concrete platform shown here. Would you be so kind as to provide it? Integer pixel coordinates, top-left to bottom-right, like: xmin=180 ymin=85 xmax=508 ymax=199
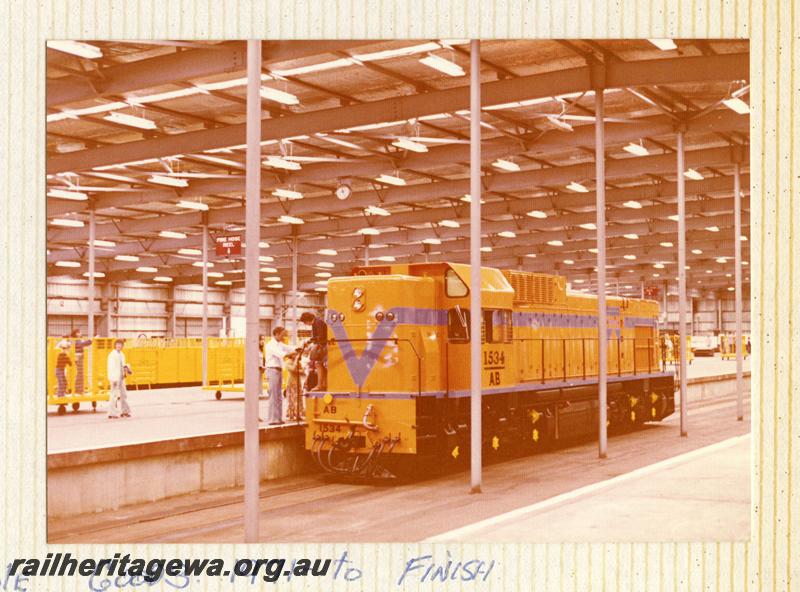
xmin=428 ymin=434 xmax=750 ymax=542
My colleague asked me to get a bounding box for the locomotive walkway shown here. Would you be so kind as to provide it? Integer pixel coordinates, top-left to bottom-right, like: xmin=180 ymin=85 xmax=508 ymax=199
xmin=48 ymin=393 xmax=750 ymax=543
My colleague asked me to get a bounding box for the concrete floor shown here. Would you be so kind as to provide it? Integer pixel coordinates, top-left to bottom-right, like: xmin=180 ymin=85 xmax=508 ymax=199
xmin=47 ymin=354 xmax=748 ymax=454
xmin=48 ymin=395 xmax=750 ymax=543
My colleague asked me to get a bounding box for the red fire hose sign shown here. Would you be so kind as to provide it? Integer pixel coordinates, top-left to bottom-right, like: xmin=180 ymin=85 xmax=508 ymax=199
xmin=215 ymin=235 xmax=242 ymax=257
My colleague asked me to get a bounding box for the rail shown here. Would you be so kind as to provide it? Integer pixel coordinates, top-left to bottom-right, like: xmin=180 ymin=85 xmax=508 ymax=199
xmin=327 ymin=337 xmax=423 ymax=397
xmin=511 ymin=336 xmax=658 ymax=384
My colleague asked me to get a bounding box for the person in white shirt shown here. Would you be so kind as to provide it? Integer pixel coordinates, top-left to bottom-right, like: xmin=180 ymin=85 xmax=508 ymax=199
xmin=107 ymin=338 xmax=132 ymax=419
xmin=265 ymin=326 xmax=299 ymax=425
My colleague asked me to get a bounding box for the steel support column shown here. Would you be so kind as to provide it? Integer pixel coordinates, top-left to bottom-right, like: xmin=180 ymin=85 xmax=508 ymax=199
xmin=201 ymin=220 xmax=209 ymax=386
xmin=676 ymin=130 xmax=688 ymax=437
xmin=292 ymin=235 xmax=298 ymax=344
xmin=88 ymin=209 xmax=96 ymax=390
xmin=105 ymin=283 xmax=113 ymax=336
xmin=469 ymin=39 xmax=482 ymax=493
xmin=595 ymin=89 xmax=608 ymax=459
xmin=734 ymin=159 xmax=744 ymax=420
xmin=243 ymin=39 xmax=262 ymax=543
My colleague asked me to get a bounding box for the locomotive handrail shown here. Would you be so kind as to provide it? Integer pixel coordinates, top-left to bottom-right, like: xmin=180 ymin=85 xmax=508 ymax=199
xmin=326 ymin=337 xmax=423 ymax=398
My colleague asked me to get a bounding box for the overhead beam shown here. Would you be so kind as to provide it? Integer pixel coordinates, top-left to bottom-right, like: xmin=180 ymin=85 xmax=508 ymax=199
xmin=47 ymin=52 xmax=748 ymax=175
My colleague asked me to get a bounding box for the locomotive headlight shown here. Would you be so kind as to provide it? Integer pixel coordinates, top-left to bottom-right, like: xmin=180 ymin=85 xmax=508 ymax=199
xmin=353 ymin=299 xmax=365 ymax=312
xmin=352 ymin=287 xmax=364 ymax=299
xmin=386 ymin=312 xmax=395 ymax=321
xmin=375 ymin=311 xmax=384 ymax=321
xmin=329 ymin=312 xmax=339 ymax=323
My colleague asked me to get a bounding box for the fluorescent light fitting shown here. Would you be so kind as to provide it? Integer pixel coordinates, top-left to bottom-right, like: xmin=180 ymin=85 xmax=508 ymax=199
xmin=668 ymin=214 xmax=680 ymax=221
xmin=104 ymin=111 xmax=157 ymax=130
xmin=315 ymin=287 xmax=328 ymax=293
xmin=492 ymin=159 xmax=520 ymax=172
xmin=392 ymin=138 xmax=429 ymax=153
xmin=82 ymin=271 xmax=105 ymax=278
xmin=547 ymin=240 xmax=564 ymax=247
xmin=623 ymin=142 xmax=649 ymax=156
xmin=365 ymin=205 xmax=391 ymax=217
xmin=589 ymin=248 xmax=598 ymax=254
xmin=263 ymin=276 xmax=281 ymax=282
xmin=263 ymin=155 xmax=302 ymax=170
xmin=92 ymin=239 xmax=116 ymax=248
xmin=660 ymin=241 xmax=674 ymax=247
xmin=648 ymin=38 xmax=677 ymax=51
xmin=268 ymin=283 xmax=283 ymax=289
xmin=178 ymin=248 xmax=201 ymax=256
xmin=259 ymin=255 xmax=274 ymax=263
xmin=439 ymin=220 xmax=460 ymax=228
xmin=318 ymin=249 xmax=338 ymax=256
xmin=115 ymin=255 xmax=139 ymax=262
xmin=259 ymin=86 xmax=299 ymax=105
xmin=722 ymin=97 xmax=750 ymax=114
xmin=178 ymin=200 xmax=208 ymax=211
xmin=278 ymin=215 xmax=304 ymax=224
xmin=498 ymin=231 xmax=516 ymax=238
xmin=315 ymin=272 xmax=332 ymax=278
xmin=419 ymin=54 xmax=465 ymax=77
xmin=192 ymin=261 xmax=214 ymax=268
xmin=579 ymin=222 xmax=596 ymax=230
xmin=566 ymin=181 xmax=589 ymax=193
xmin=705 ymin=226 xmax=720 ymax=232
xmin=544 ymin=115 xmax=574 ymax=132
xmin=528 ymin=210 xmax=548 ymax=219
xmin=376 ymin=256 xmax=396 ymax=262
xmin=480 ymin=246 xmax=493 ymax=253
xmin=692 ymin=249 xmax=703 ymax=254
xmin=563 ymin=259 xmax=574 ymax=265
xmin=461 ymin=194 xmax=485 ymax=204
xmin=55 ymin=261 xmax=81 ymax=268
xmin=51 ymin=218 xmax=84 ymax=228
xmin=47 ymin=40 xmax=103 ymax=59
xmin=359 ymin=227 xmax=380 ymax=235
xmin=153 ymin=276 xmax=172 ymax=282
xmin=683 ymin=168 xmax=704 ymax=180
xmin=148 ymin=175 xmax=188 ymax=188
xmin=653 ymin=263 xmax=665 ymax=269
xmin=317 ymin=261 xmax=335 ymax=269
xmin=375 ymin=173 xmax=406 ymax=186
xmin=622 ymin=200 xmax=642 ymax=209
xmin=716 ymin=257 xmax=728 ymax=263
xmin=526 ymin=253 xmax=537 ymax=258
xmin=260 ymin=267 xmax=278 ymax=273
xmin=207 ymin=272 xmax=223 ymax=278
xmin=159 ymin=230 xmax=186 ymax=239
xmin=624 ymin=233 xmax=639 ymax=240
xmin=624 ymin=254 xmax=637 ymax=260
xmin=215 ymin=280 xmax=232 ymax=286
xmin=47 ymin=188 xmax=88 ymax=201
xmin=272 ymin=188 xmax=303 ymax=200
xmin=136 ymin=266 xmax=158 ymax=273
xmin=422 ymin=238 xmax=441 ymax=245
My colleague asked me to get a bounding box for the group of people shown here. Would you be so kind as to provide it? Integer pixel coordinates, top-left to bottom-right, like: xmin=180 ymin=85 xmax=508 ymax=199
xmin=53 ymin=329 xmax=93 ymax=398
xmin=260 ymin=311 xmax=328 ymax=426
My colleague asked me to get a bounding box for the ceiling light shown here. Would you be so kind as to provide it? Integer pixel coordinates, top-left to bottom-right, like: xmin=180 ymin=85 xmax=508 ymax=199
xmin=115 ymin=255 xmax=139 ymax=262
xmin=623 ymin=142 xmax=649 ymax=157
xmin=376 ymin=256 xmax=396 ymax=262
xmin=263 ymin=155 xmax=302 ymax=170
xmin=648 ymin=38 xmax=677 ymax=51
xmin=727 ymin=286 xmax=735 ymax=291
xmin=624 ymin=254 xmax=637 ymax=260
xmin=365 ymin=205 xmax=391 ymax=217
xmin=566 ymin=181 xmax=589 ymax=193
xmin=92 ymin=239 xmax=116 ymax=248
xmin=653 ymin=273 xmax=661 ymax=278
xmin=263 ymin=276 xmax=281 ymax=282
xmin=589 ymin=247 xmax=598 ymax=254
xmin=259 ymin=255 xmax=274 ymax=263
xmin=259 ymin=86 xmax=299 ymax=105
xmin=461 ymin=194 xmax=485 ymax=204
xmin=654 ymin=263 xmax=665 ymax=269
xmin=178 ymin=248 xmax=201 ymax=256
xmin=148 ymin=175 xmax=188 ymax=188
xmin=47 ymin=40 xmax=103 ymax=59
xmin=258 ymin=268 xmax=277 ymax=275
xmin=159 ymin=230 xmax=186 ymax=239
xmin=47 ymin=188 xmax=88 ymax=201
xmin=315 ymin=287 xmax=328 ymax=293
xmin=668 ymin=215 xmax=680 ymax=221
xmin=579 ymin=222 xmax=596 ymax=230
xmin=51 ymin=218 xmax=84 ymax=228
xmin=192 ymin=261 xmax=214 ymax=268
xmin=683 ymin=168 xmax=704 ymax=181
xmin=178 ymin=200 xmax=208 ymax=211
xmin=104 ymin=111 xmax=158 ymax=130
xmin=153 ymin=276 xmax=172 ymax=282
xmin=498 ymin=231 xmax=516 ymax=238
xmin=82 ymin=271 xmax=105 ymax=278
xmin=544 ymin=115 xmax=574 ymax=132
xmin=317 ymin=262 xmax=335 ymax=268
xmin=706 ymin=226 xmax=720 ymax=232
xmin=623 ymin=200 xmax=642 ymax=209
xmin=259 ymin=241 xmax=270 ymax=249
xmin=563 ymin=259 xmax=574 ymax=265
xmin=547 ymin=240 xmax=563 ymax=247
xmin=716 ymin=257 xmax=728 ymax=263
xmin=268 ymin=283 xmax=284 ymax=289
xmin=353 ymin=42 xmax=441 ymax=62
xmin=706 ymin=269 xmax=713 ymax=274
xmin=207 ymin=272 xmax=224 ymax=278
xmin=740 ymin=235 xmax=748 ymax=242
xmin=492 ymin=159 xmax=520 ymax=172
xmin=439 ymin=220 xmax=460 ymax=228
xmin=215 ymin=280 xmax=232 ymax=286
xmin=375 ymin=173 xmax=406 ymax=186
xmin=573 ymin=278 xmax=584 ymax=284
xmin=54 ymin=261 xmax=81 ymax=268
xmin=272 ymin=188 xmax=303 ymax=200
xmin=691 ymin=249 xmax=703 ymax=255
xmin=359 ymin=227 xmax=380 ymax=235
xmin=279 ymin=215 xmax=304 ymax=224
xmin=624 ymin=234 xmax=639 ymax=240
xmin=419 ymin=54 xmax=465 ymax=77
xmin=318 ymin=249 xmax=338 ymax=256
xmin=392 ymin=138 xmax=428 ymax=152
xmin=422 ymin=238 xmax=441 ymax=245
xmin=315 ymin=280 xmax=329 ymax=286
xmin=526 ymin=253 xmax=537 ymax=258
xmin=315 ymin=272 xmax=332 ymax=278
xmin=660 ymin=241 xmax=673 ymax=248
xmin=480 ymin=246 xmax=493 ymax=253
xmin=722 ymin=97 xmax=750 ymax=115
xmin=136 ymin=266 xmax=158 ymax=273
xmin=528 ymin=210 xmax=548 ymax=219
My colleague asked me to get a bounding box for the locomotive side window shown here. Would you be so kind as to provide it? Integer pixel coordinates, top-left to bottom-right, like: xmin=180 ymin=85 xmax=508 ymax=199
xmin=447 ymin=307 xmax=470 ymax=342
xmin=482 ymin=309 xmax=513 ymax=343
xmin=445 ymin=269 xmax=469 ymax=297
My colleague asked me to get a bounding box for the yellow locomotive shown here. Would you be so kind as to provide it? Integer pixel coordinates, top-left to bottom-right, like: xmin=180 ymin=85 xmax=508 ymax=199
xmin=305 ymin=262 xmax=675 ymax=478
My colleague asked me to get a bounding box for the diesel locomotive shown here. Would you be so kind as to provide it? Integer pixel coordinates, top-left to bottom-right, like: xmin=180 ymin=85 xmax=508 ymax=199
xmin=305 ymin=262 xmax=675 ymax=478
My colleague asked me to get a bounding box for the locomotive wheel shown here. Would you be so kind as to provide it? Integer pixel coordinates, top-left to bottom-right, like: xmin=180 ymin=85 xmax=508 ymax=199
xmin=71 ymin=402 xmax=80 ymax=412
xmin=57 ymin=405 xmax=66 ymax=416
xmin=215 ymin=390 xmax=222 ymax=400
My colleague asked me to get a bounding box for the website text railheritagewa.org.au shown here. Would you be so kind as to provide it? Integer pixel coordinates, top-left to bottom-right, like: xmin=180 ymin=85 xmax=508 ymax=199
xmin=6 ymin=552 xmax=360 ymax=586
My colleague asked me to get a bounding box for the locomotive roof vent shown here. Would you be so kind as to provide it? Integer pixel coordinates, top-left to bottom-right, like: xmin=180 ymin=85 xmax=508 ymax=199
xmin=502 ymin=270 xmax=566 ymax=306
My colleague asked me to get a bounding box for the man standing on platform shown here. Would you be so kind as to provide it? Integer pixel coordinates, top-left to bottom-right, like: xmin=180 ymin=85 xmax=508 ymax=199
xmin=264 ymin=326 xmax=298 ymax=425
xmin=107 ymin=338 xmax=132 ymax=419
xmin=300 ymin=311 xmax=328 ymax=392
xmin=70 ymin=329 xmax=92 ymax=395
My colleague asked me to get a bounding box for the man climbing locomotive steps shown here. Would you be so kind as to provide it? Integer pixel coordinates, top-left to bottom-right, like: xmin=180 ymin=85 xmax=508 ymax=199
xmin=304 ymin=262 xmax=676 ymax=482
